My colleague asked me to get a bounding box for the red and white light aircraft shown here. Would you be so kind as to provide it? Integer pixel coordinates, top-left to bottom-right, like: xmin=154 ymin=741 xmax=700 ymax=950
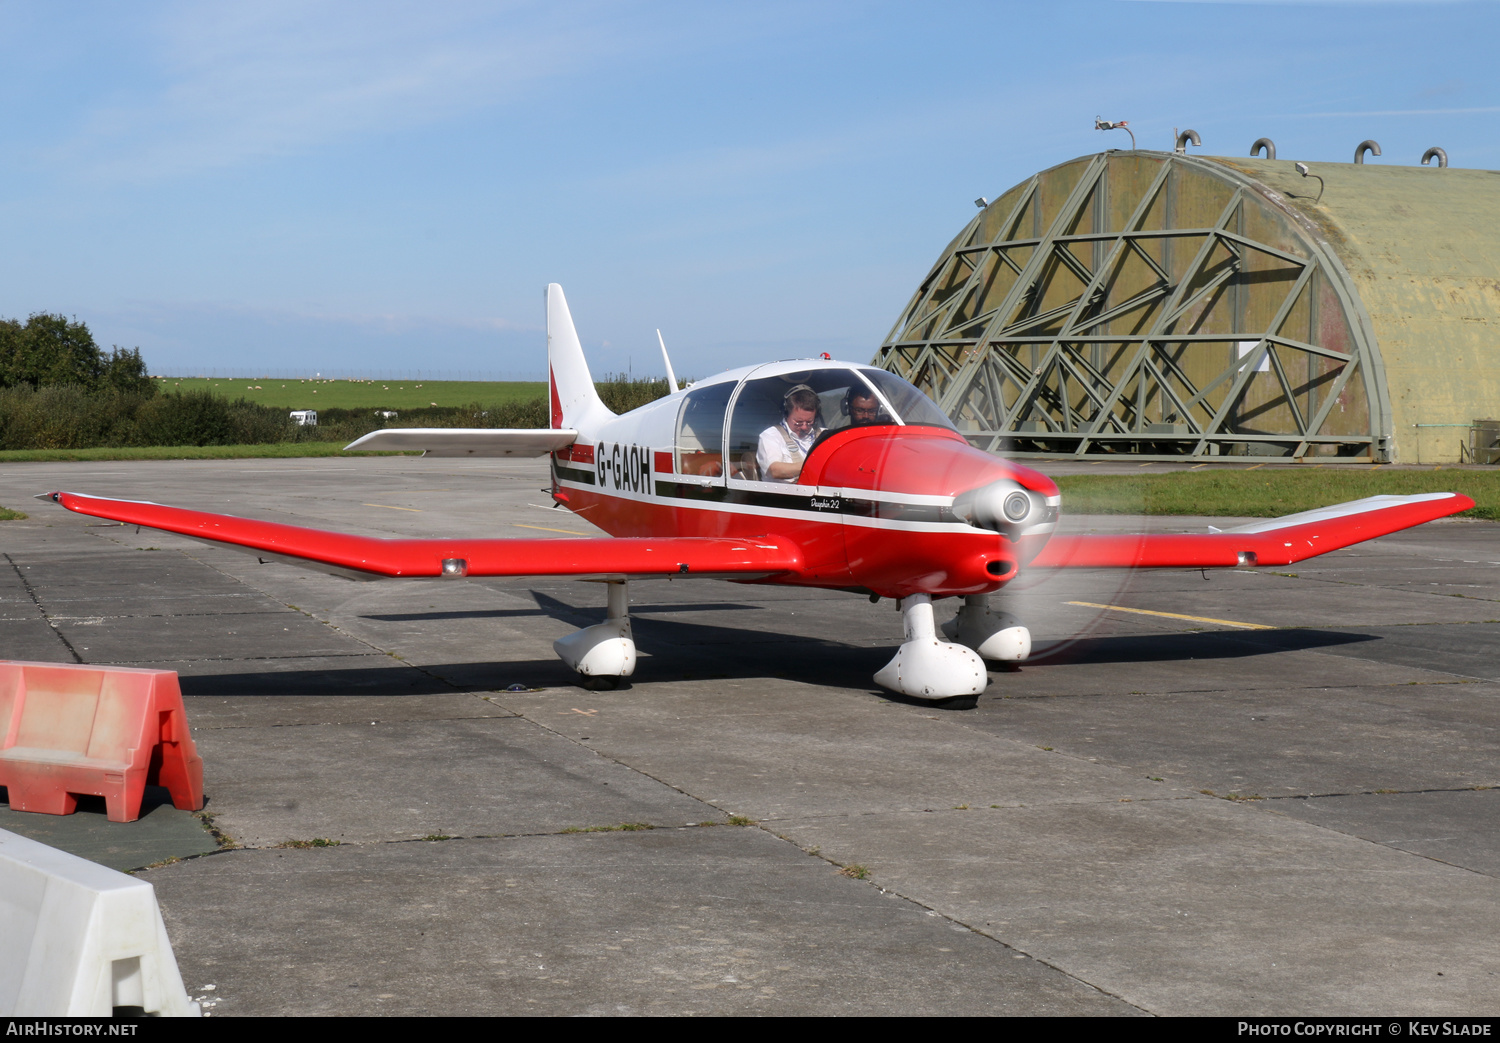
xmin=43 ymin=285 xmax=1474 ymax=703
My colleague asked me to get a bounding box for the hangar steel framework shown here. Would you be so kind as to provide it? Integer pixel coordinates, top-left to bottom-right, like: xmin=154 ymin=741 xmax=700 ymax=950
xmin=873 ymin=152 xmax=1390 ymax=460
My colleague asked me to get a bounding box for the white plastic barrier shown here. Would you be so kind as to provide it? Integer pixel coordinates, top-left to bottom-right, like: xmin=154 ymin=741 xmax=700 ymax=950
xmin=0 ymin=828 xmax=199 ymax=1017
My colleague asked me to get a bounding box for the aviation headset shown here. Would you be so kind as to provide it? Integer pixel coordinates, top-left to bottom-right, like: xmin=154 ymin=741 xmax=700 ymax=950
xmin=781 ymin=384 xmax=819 ymax=418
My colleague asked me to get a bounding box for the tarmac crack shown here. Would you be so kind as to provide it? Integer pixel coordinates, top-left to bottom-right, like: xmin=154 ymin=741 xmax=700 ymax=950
xmin=494 ymin=700 xmax=1158 ymax=1014
xmin=747 ymin=795 xmax=1204 ymax=824
xmin=1278 ymin=573 xmax=1500 ymax=603
xmin=992 ymin=677 xmax=1482 ymax=702
xmin=46 ymin=610 xmax=304 ymax=620
xmin=35 ymin=594 xmax=263 ymax=605
xmin=760 ymin=823 xmax=1156 ymax=1015
xmin=81 ymin=651 xmax=385 ymax=665
xmin=4 ymin=552 xmax=84 ymax=663
xmin=1255 ymin=796 xmax=1500 ymax=881
xmin=195 ymin=708 xmax=520 ymax=730
xmin=1266 ymin=785 xmax=1497 ymax=801
xmin=150 ymin=544 xmax=471 ymax=694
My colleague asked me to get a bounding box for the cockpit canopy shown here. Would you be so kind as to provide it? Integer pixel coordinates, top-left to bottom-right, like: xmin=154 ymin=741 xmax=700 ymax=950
xmin=673 ymin=362 xmax=955 ymax=481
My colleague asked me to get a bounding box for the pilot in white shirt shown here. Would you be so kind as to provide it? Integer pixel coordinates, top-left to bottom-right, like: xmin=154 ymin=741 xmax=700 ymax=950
xmin=756 ymin=384 xmax=822 ymax=483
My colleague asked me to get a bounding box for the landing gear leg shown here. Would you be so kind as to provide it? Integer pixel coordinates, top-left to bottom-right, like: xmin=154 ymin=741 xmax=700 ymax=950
xmin=874 ymin=594 xmax=987 ymax=702
xmin=941 ymin=594 xmax=1031 ymax=666
xmin=554 ymin=580 xmax=636 ymax=688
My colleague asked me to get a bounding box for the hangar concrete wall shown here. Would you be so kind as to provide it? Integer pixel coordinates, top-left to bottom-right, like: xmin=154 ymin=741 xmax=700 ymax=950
xmin=1221 ymin=156 xmax=1500 ymax=464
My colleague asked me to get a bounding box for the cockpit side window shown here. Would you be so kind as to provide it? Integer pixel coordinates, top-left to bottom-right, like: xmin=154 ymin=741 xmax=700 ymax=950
xmin=674 ymin=382 xmax=733 ymax=477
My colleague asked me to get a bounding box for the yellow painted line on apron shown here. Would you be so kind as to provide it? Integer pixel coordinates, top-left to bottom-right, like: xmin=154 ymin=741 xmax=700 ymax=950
xmin=1244 ymin=463 xmax=1265 ymax=471
xmin=364 ymin=503 xmax=422 ymax=512
xmin=1066 ymin=601 xmax=1275 ymax=630
xmin=515 ymin=523 xmax=591 ymax=536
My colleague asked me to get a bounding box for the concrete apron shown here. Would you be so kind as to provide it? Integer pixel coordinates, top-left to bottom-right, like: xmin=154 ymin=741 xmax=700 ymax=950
xmin=1 ymin=455 xmax=1497 ymax=1015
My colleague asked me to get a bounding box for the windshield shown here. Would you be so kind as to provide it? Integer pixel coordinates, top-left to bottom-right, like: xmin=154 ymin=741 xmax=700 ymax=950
xmin=858 ymin=369 xmax=957 ymax=431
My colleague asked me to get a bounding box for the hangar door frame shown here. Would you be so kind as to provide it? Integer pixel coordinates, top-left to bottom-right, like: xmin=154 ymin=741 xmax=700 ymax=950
xmin=873 ymin=152 xmax=1392 ymax=462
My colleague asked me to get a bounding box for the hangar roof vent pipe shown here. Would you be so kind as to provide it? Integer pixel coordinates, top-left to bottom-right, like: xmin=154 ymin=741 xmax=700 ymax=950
xmin=1250 ymin=138 xmax=1276 ymax=160
xmin=1422 ymin=146 xmax=1449 ymax=168
xmin=1354 ymin=140 xmax=1382 ymax=164
xmin=1174 ymin=128 xmax=1202 ymax=154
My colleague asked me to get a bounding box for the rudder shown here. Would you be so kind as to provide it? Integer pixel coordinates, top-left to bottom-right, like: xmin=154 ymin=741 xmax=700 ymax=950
xmin=547 ymin=284 xmax=613 ymax=432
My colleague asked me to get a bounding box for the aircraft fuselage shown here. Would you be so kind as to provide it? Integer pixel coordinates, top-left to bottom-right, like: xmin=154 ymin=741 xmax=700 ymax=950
xmin=548 ymin=359 xmax=1060 ymax=599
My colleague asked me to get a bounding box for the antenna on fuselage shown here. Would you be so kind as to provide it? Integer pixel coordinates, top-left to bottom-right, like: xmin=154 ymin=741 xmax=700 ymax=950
xmin=657 ymin=329 xmax=679 ymax=391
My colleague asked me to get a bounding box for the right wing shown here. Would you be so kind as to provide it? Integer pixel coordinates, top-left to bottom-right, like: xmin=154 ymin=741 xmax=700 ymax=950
xmin=1031 ymin=492 xmax=1475 ymax=569
xmin=43 ymin=491 xmax=801 ymax=581
xmin=344 ymin=428 xmax=577 ymax=457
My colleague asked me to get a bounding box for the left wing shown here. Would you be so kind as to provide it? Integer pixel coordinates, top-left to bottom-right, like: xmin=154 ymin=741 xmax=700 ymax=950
xmin=42 ymin=491 xmax=802 ymax=581
xmin=1030 ymin=492 xmax=1474 ymax=569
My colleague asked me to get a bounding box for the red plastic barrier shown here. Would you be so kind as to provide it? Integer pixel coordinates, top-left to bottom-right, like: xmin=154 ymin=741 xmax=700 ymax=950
xmin=0 ymin=661 xmax=204 ymax=823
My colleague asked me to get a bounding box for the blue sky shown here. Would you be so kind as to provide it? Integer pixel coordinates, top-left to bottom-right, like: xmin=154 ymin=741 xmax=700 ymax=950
xmin=0 ymin=1 xmax=1495 ymax=379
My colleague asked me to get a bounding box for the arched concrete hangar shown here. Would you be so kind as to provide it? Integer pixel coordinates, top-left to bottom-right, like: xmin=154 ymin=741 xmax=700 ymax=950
xmin=874 ymin=147 xmax=1500 ymax=463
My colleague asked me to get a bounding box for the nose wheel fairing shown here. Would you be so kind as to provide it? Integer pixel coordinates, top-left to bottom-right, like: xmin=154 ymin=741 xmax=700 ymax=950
xmin=873 ymin=594 xmax=989 ymax=700
xmin=871 ymin=594 xmax=1032 ymax=703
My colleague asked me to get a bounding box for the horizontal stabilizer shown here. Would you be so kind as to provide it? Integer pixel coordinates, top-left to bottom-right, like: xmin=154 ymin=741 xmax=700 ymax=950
xmin=1031 ymin=492 xmax=1475 ymax=569
xmin=43 ymin=491 xmax=802 ymax=581
xmin=344 ymin=428 xmax=577 ymax=457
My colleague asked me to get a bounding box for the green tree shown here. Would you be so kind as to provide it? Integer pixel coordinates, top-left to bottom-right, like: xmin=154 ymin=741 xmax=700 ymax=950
xmin=0 ymin=313 xmax=155 ymax=396
xmin=101 ymin=345 xmax=155 ymax=395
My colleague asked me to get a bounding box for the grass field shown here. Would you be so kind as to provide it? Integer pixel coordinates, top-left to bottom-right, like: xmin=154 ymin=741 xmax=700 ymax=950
xmin=1056 ymin=468 xmax=1500 ymax=521
xmin=154 ymin=377 xmax=546 ymax=410
xmin=0 ymin=506 xmax=25 ymax=520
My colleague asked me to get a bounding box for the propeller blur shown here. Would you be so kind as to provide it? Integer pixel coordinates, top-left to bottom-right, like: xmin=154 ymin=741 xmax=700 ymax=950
xmin=42 ymin=286 xmax=1474 ymax=704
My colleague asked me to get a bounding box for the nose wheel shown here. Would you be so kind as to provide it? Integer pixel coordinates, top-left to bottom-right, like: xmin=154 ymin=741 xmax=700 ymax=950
xmin=874 ymin=594 xmax=988 ymax=701
xmin=554 ymin=580 xmax=636 ymax=688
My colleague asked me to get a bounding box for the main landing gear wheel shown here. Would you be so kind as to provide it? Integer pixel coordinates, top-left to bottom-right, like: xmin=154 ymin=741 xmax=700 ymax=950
xmin=554 ymin=580 xmax=637 ymax=689
xmin=942 ymin=594 xmax=1031 ymax=665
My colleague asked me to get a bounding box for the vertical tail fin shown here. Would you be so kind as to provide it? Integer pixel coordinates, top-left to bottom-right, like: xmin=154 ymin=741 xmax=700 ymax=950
xmin=547 ymin=284 xmax=613 ymax=432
